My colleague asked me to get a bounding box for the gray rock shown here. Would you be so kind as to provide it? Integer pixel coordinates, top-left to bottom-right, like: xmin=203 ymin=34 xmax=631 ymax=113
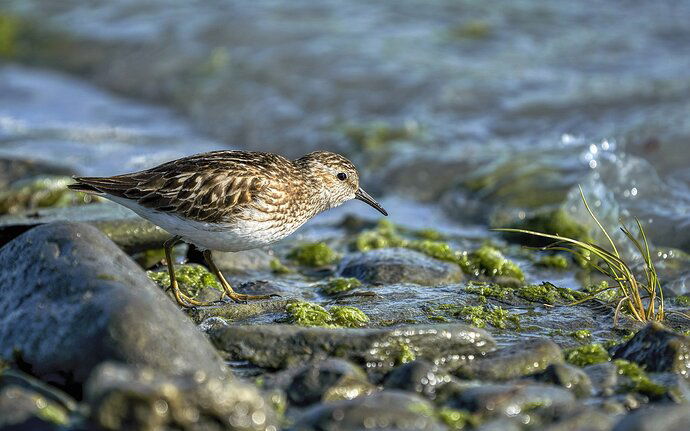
xmin=338 ymin=248 xmax=464 ymax=286
xmin=212 ymin=249 xmax=276 ymax=273
xmin=540 ymin=407 xmax=617 ymax=431
xmin=0 ymin=203 xmax=169 ymax=253
xmin=0 ymin=222 xmax=225 ymax=393
xmin=451 ymin=338 xmax=563 ymax=380
xmin=584 ymin=362 xmax=619 ymax=396
xmin=210 ymin=323 xmax=495 ymax=376
xmin=294 ymin=391 xmax=444 ymax=431
xmin=383 ymin=360 xmax=452 ymax=400
xmin=612 ymin=405 xmax=690 ymax=431
xmin=85 ymin=362 xmax=276 ymax=431
xmin=612 ymin=322 xmax=690 ymax=378
xmin=0 ymin=384 xmax=70 ymax=430
xmin=285 ymin=359 xmax=373 ymax=406
xmin=530 ymin=363 xmax=594 ymax=398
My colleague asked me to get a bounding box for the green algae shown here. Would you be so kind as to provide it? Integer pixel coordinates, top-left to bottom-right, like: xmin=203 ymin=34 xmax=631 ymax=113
xmin=0 ymin=176 xmax=98 ymax=215
xmin=538 ymin=254 xmax=569 ymax=269
xmin=613 ymin=359 xmax=666 ymax=397
xmin=147 ymin=264 xmax=221 ymax=298
xmin=674 ymin=295 xmax=690 ymax=307
xmin=437 ymin=408 xmax=479 ymax=430
xmin=285 ymin=301 xmax=369 ymax=328
xmin=320 ymin=277 xmax=362 ymax=295
xmin=569 ymin=329 xmax=592 ymax=340
xmin=464 ymin=282 xmax=514 ymax=300
xmin=582 ymin=281 xmax=619 ymax=302
xmin=415 ymin=228 xmax=444 ymax=241
xmin=341 ymin=121 xmax=419 ymax=152
xmin=437 ymin=304 xmax=520 ymax=330
xmin=0 ymin=14 xmax=20 ymax=57
xmin=564 ymin=344 xmax=610 ymax=367
xmin=447 ymin=20 xmax=491 ymax=40
xmin=472 ymin=245 xmax=524 ymax=280
xmin=517 ymin=282 xmax=586 ymax=305
xmin=269 ymin=258 xmax=293 ymax=274
xmin=288 ymin=242 xmax=339 ymax=267
xmin=34 ymin=399 xmax=69 ymax=426
xmin=505 ymin=208 xmax=592 ymax=248
xmin=396 ymin=341 xmax=416 ymax=365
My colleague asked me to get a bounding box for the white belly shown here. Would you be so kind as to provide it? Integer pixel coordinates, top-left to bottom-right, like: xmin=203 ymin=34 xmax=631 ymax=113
xmin=106 ymin=195 xmax=297 ymax=251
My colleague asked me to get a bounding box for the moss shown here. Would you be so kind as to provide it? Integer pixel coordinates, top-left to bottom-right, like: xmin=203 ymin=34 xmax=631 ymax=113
xmin=437 ymin=408 xmax=478 ymax=430
xmin=320 ymin=277 xmax=362 ymax=295
xmin=429 ymin=315 xmax=450 ymax=323
xmin=613 ymin=360 xmax=666 ymax=397
xmin=464 ymin=282 xmax=514 ymax=300
xmin=564 ymin=344 xmax=610 ymax=367
xmin=583 ymin=281 xmax=618 ymax=302
xmin=517 ymin=282 xmax=586 ymax=305
xmin=397 ymin=342 xmax=416 ymax=365
xmin=673 ymin=295 xmax=690 ymax=307
xmin=341 ymin=121 xmax=418 ymax=151
xmin=569 ymin=329 xmax=592 ymax=340
xmin=147 ymin=264 xmax=221 ymax=298
xmin=285 ymin=301 xmax=369 ymax=328
xmin=269 ymin=258 xmax=293 ymax=274
xmin=538 ymin=254 xmax=569 ymax=269
xmin=415 ymin=228 xmax=444 ymax=241
xmin=329 ymin=306 xmax=369 ymax=328
xmin=438 ymin=304 xmax=520 ymax=330
xmin=0 ymin=176 xmax=99 ymax=215
xmin=288 ymin=242 xmax=339 ymax=267
xmin=0 ymin=14 xmax=21 ymax=58
xmin=505 ymin=208 xmax=592 ymax=248
xmin=355 ymin=219 xmax=407 ymax=252
xmin=407 ymin=401 xmax=435 ymax=417
xmin=471 ymin=245 xmax=524 ymax=280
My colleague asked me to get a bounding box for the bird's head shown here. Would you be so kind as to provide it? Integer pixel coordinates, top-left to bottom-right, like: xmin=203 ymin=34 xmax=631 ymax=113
xmin=296 ymin=151 xmax=388 ymax=216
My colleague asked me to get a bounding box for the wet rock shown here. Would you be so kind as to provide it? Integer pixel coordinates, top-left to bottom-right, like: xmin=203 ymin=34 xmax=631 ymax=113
xmin=383 ymin=360 xmax=452 ymax=400
xmin=0 ymin=202 xmax=169 ymax=253
xmin=0 ymin=222 xmax=225 ymax=394
xmin=188 ymin=299 xmax=289 ymax=325
xmin=530 ymin=363 xmax=594 ymax=398
xmin=85 ymin=362 xmax=275 ymax=431
xmin=210 ymin=323 xmax=495 ymax=376
xmin=611 ymin=322 xmax=690 ymax=378
xmin=0 ymin=158 xmax=74 ymax=189
xmin=0 ymin=369 xmax=78 ymax=416
xmin=446 ymin=382 xmax=575 ymax=419
xmin=285 ymin=359 xmax=374 ymax=406
xmin=294 ymin=391 xmax=443 ymax=431
xmin=212 ymin=249 xmax=276 ymax=273
xmin=0 ymin=384 xmax=70 ymax=430
xmin=0 ymin=175 xmax=96 ymax=215
xmin=583 ymin=362 xmax=619 ymax=396
xmin=612 ymin=404 xmax=690 ymax=431
xmin=540 ymin=407 xmax=617 ymax=431
xmin=338 ymin=248 xmax=464 ymax=286
xmin=451 ymin=338 xmax=563 ymax=380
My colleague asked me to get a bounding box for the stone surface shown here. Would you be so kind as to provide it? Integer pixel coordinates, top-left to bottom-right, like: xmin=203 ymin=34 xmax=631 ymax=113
xmin=284 ymin=359 xmax=373 ymax=406
xmin=451 ymin=338 xmax=563 ymax=380
xmin=612 ymin=322 xmax=690 ymax=378
xmin=0 ymin=222 xmax=225 ymax=394
xmin=210 ymin=323 xmax=495 ymax=375
xmin=584 ymin=362 xmax=619 ymax=396
xmin=0 ymin=203 xmax=170 ymax=253
xmin=85 ymin=362 xmax=276 ymax=431
xmin=0 ymin=158 xmax=75 ymax=189
xmin=338 ymin=248 xmax=464 ymax=286
xmin=294 ymin=391 xmax=443 ymax=431
xmin=530 ymin=363 xmax=594 ymax=398
xmin=383 ymin=360 xmax=452 ymax=400
xmin=212 ymin=249 xmax=277 ymax=273
xmin=612 ymin=404 xmax=690 ymax=431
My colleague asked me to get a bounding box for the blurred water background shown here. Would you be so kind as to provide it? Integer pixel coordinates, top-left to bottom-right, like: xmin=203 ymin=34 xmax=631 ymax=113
xmin=2 ymin=0 xmax=690 ymax=289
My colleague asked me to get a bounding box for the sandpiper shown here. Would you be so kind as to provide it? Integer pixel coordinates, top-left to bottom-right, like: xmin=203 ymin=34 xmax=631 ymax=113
xmin=69 ymin=150 xmax=387 ymax=307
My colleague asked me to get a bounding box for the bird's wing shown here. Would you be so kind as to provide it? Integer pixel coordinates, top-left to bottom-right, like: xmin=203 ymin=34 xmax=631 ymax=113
xmin=70 ymin=152 xmax=275 ymax=223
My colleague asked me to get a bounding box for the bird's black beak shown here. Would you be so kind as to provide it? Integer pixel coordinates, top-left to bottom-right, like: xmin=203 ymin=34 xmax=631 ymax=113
xmin=355 ymin=188 xmax=388 ymax=216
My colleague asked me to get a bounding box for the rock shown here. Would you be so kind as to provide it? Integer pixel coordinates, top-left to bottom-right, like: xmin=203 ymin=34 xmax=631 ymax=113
xmin=294 ymin=391 xmax=444 ymax=431
xmin=0 ymin=222 xmax=225 ymax=395
xmin=530 ymin=363 xmax=594 ymax=398
xmin=446 ymin=382 xmax=575 ymax=419
xmin=451 ymin=338 xmax=563 ymax=380
xmin=285 ymin=359 xmax=373 ymax=406
xmin=85 ymin=362 xmax=276 ymax=431
xmin=210 ymin=323 xmax=495 ymax=376
xmin=611 ymin=322 xmax=690 ymax=378
xmin=540 ymin=407 xmax=617 ymax=431
xmin=583 ymin=362 xmax=619 ymax=396
xmin=0 ymin=203 xmax=170 ymax=253
xmin=188 ymin=299 xmax=289 ymax=325
xmin=383 ymin=360 xmax=452 ymax=400
xmin=612 ymin=405 xmax=690 ymax=431
xmin=0 ymin=384 xmax=70 ymax=430
xmin=0 ymin=369 xmax=78 ymax=415
xmin=338 ymin=248 xmax=464 ymax=286
xmin=212 ymin=249 xmax=276 ymax=273
xmin=0 ymin=158 xmax=75 ymax=189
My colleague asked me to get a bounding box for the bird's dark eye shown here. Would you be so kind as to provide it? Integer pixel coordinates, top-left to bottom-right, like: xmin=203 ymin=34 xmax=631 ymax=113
xmin=337 ymin=172 xmax=347 ymax=181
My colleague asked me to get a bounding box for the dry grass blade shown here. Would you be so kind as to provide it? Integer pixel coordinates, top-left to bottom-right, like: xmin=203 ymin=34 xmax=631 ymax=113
xmin=494 ymin=187 xmax=664 ymax=323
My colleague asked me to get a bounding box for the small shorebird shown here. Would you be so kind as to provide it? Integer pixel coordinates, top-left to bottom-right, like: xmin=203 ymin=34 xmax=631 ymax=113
xmin=69 ymin=151 xmax=387 ymax=307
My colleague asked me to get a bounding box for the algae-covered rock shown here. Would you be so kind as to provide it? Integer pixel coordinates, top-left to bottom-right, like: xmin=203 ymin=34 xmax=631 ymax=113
xmin=471 ymin=245 xmax=524 ymax=280
xmin=499 ymin=207 xmax=592 ymax=247
xmin=147 ymin=263 xmax=221 ymax=300
xmin=0 ymin=158 xmax=75 ymax=189
xmin=294 ymin=391 xmax=443 ymax=431
xmin=530 ymin=363 xmax=594 ymax=398
xmin=288 ymin=242 xmax=339 ymax=267
xmin=285 ymin=301 xmax=370 ymax=328
xmin=209 ymin=324 xmax=495 ymax=374
xmin=565 ymin=344 xmax=611 ymax=367
xmin=338 ymin=248 xmax=464 ymax=286
xmin=612 ymin=322 xmax=690 ymax=378
xmin=85 ymin=362 xmax=276 ymax=431
xmin=434 ymin=304 xmax=521 ymax=330
xmin=0 ymin=175 xmax=97 ymax=215
xmin=0 ymin=222 xmax=226 ymax=394
xmin=451 ymin=338 xmax=563 ymax=380
xmin=320 ymin=277 xmax=362 ymax=295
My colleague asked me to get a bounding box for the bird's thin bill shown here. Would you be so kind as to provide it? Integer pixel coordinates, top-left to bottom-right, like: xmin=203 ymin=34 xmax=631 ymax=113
xmin=355 ymin=188 xmax=388 ymax=216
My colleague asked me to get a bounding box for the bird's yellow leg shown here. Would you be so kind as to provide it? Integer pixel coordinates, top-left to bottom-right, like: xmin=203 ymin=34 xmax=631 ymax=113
xmin=203 ymin=250 xmax=278 ymax=302
xmin=163 ymin=236 xmax=207 ymax=307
